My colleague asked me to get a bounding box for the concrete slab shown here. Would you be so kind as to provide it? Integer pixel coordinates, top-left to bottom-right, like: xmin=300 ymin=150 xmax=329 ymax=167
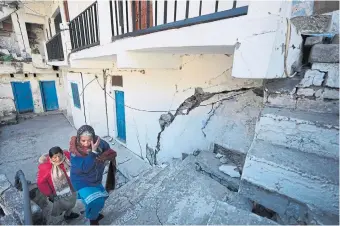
xmin=207 ymin=201 xmax=277 ymax=225
xmin=0 ymin=114 xmax=76 ymax=184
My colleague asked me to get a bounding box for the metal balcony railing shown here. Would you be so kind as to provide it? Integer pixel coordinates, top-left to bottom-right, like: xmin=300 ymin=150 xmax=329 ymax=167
xmin=109 ymin=0 xmax=248 ymax=41
xmin=46 ymin=32 xmax=64 ymax=61
xmin=69 ymin=1 xmax=100 ymax=52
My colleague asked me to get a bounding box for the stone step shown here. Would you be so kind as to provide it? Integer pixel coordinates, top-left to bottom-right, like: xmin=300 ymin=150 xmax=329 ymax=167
xmin=100 ymin=165 xmax=171 ymax=224
xmin=108 ymin=155 xmax=230 ymax=225
xmin=257 ymin=107 xmax=339 ymax=159
xmin=207 ymin=201 xmax=277 ymax=225
xmin=241 ymin=140 xmax=339 ymax=215
xmin=239 ymin=106 xmax=339 ymax=224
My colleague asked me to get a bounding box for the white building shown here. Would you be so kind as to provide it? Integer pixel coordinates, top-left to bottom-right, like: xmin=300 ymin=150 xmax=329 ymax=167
xmin=0 ymin=1 xmax=339 ymax=223
xmin=0 ymin=1 xmax=68 ymax=122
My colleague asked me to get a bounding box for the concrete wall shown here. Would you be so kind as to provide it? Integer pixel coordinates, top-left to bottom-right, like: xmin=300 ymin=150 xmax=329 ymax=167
xmin=0 ymin=73 xmax=67 ymax=118
xmin=66 ymin=54 xmax=263 ymax=164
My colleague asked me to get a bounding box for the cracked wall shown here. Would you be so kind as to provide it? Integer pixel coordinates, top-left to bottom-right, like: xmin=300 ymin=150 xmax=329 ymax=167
xmin=65 ymin=55 xmax=263 ymax=165
xmin=107 ymin=55 xmax=262 ymax=164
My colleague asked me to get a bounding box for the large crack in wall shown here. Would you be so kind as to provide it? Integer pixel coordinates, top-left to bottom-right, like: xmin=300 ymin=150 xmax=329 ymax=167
xmin=146 ymin=87 xmax=261 ymax=165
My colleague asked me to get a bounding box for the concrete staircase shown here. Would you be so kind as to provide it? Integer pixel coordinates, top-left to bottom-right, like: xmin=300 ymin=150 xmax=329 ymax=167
xmin=105 ymin=155 xmax=277 ymax=225
xmin=65 ymin=155 xmax=276 ymax=225
xmin=240 ymin=23 xmax=339 ymax=225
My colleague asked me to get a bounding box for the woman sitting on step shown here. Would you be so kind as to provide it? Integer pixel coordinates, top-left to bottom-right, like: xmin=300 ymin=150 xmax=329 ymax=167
xmin=37 ymin=147 xmax=80 ymax=223
xmin=69 ymin=125 xmax=117 ymax=225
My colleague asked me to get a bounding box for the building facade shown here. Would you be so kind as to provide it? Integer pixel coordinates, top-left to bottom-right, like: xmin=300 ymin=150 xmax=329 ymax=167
xmin=0 ymin=0 xmax=339 ymax=223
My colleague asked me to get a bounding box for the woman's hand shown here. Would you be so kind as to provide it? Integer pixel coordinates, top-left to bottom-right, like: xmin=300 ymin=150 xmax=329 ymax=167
xmin=91 ymin=137 xmax=100 ymax=153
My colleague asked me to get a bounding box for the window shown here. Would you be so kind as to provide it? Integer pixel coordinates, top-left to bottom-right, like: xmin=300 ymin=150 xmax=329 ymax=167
xmin=71 ymin=82 xmax=81 ymax=108
xmin=111 ymin=76 xmax=123 ymax=87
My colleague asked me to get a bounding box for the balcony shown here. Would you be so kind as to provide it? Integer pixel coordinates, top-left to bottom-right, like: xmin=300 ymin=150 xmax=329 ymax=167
xmin=46 ymin=32 xmax=64 ymax=61
xmin=69 ymin=1 xmax=100 ymax=52
xmin=109 ymin=0 xmax=248 ymax=41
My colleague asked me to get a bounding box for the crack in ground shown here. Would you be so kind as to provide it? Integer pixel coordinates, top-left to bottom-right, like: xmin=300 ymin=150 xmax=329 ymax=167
xmin=155 ymin=198 xmax=163 ymax=225
xmin=117 ymin=158 xmax=132 ymax=165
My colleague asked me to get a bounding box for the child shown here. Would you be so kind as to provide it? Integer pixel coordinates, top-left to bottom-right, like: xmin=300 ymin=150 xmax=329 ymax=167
xmin=37 ymin=147 xmax=79 ymax=223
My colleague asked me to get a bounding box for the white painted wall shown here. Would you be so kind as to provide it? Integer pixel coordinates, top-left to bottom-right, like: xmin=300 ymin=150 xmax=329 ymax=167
xmin=0 ymin=73 xmax=67 ymax=117
xmin=69 ymin=0 xmax=301 ymax=79
xmin=68 ymin=0 xmax=95 ymax=21
xmin=66 ymin=54 xmax=263 ymax=164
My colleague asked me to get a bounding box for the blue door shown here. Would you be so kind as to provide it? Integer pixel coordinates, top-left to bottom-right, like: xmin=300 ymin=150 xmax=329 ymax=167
xmin=40 ymin=81 xmax=59 ymax=111
xmin=115 ymin=90 xmax=126 ymax=142
xmin=11 ymin=82 xmax=34 ymax=113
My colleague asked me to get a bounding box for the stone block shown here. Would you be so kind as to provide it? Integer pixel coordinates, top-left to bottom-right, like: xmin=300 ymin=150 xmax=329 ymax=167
xmin=0 ymin=49 xmax=10 ymax=55
xmin=299 ymin=70 xmax=325 ymax=87
xmin=305 ymin=36 xmax=323 ymax=46
xmin=207 ymin=201 xmax=277 ymax=225
xmin=309 ymin=44 xmax=339 ymax=63
xmin=314 ymin=89 xmax=323 ymax=98
xmin=0 ymin=174 xmax=11 ymax=195
xmin=322 ymin=88 xmax=339 ymax=100
xmin=297 ymin=88 xmax=315 ymax=96
xmin=291 ymin=15 xmax=331 ymax=34
xmin=312 ymin=63 xmax=339 ymax=88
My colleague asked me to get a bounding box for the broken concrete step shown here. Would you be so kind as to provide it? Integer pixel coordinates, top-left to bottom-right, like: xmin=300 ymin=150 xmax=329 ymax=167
xmin=309 ymin=44 xmax=339 ymax=63
xmin=256 ymin=107 xmax=339 ymax=159
xmin=109 ymin=156 xmax=229 ymax=225
xmin=242 ymin=140 xmax=338 ymax=214
xmin=194 ymin=151 xmax=240 ymax=191
xmin=207 ymin=201 xmax=277 ymax=225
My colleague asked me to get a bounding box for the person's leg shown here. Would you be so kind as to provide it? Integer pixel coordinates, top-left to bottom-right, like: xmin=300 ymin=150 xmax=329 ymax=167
xmin=64 ymin=193 xmax=80 ymax=220
xmin=84 ymin=197 xmax=106 ymax=223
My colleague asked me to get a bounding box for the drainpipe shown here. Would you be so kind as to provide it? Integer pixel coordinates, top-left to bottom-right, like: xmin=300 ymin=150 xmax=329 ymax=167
xmin=103 ymin=69 xmax=110 ymax=136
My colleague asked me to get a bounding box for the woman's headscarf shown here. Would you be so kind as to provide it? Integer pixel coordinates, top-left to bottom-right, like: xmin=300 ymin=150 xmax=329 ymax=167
xmin=70 ymin=125 xmax=97 ymax=157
